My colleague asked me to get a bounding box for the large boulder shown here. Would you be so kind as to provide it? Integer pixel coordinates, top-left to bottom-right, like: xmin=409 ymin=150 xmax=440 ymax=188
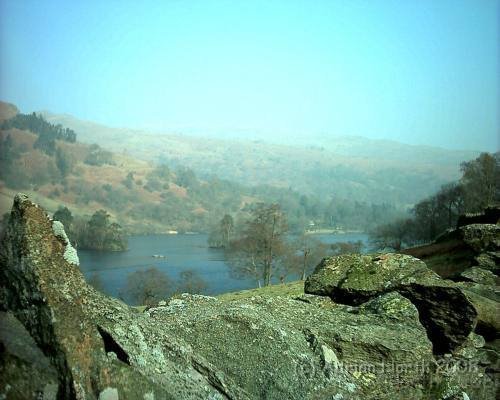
xmin=305 ymin=253 xmax=478 ymax=354
xmin=304 ymin=253 xmax=440 ymax=303
xmin=146 ymin=291 xmax=434 ymax=400
xmin=0 ymin=194 xmax=249 ymax=399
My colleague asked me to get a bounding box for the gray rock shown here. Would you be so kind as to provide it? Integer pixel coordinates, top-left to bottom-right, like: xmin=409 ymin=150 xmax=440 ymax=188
xmin=98 ymin=387 xmax=119 ymax=400
xmin=0 ymin=195 xmax=498 ymax=399
xmin=304 ymin=253 xmax=440 ymax=303
xmin=148 ymin=292 xmax=434 ymax=400
xmin=458 ymin=288 xmax=500 ymax=340
xmin=0 ymin=311 xmax=59 ymax=400
xmin=460 ymin=266 xmax=498 ymax=285
xmin=305 ymin=253 xmax=478 ymax=354
xmin=475 ymin=252 xmax=499 ymax=274
xmin=460 ymin=224 xmax=500 ymax=254
xmin=0 ymin=194 xmax=248 ymax=399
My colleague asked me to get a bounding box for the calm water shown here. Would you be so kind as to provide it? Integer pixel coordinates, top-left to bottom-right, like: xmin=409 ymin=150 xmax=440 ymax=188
xmin=78 ymin=233 xmax=369 ymax=298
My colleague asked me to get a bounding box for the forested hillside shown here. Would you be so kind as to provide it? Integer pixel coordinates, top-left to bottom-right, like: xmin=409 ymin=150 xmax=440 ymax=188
xmin=0 ymin=102 xmax=405 ymax=235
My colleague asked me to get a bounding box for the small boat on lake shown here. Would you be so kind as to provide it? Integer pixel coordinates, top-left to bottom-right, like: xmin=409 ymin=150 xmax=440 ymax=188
xmin=152 ymin=254 xmax=167 ymax=259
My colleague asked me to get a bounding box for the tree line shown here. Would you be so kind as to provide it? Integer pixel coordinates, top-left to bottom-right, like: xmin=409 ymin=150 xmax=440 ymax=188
xmin=0 ymin=113 xmax=115 ymax=190
xmin=369 ymin=152 xmax=499 ymax=250
xmin=1 ymin=112 xmax=77 ymax=155
xmin=53 ymin=206 xmax=127 ymax=251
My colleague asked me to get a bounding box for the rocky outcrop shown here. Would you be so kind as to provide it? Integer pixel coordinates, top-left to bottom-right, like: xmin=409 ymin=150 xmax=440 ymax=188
xmin=0 ymin=311 xmax=58 ymax=399
xmin=456 ymin=207 xmax=500 ymax=228
xmin=146 ymin=292 xmax=434 ymax=400
xmin=460 ymin=267 xmax=498 ymax=286
xmin=405 ymin=209 xmax=500 ymax=278
xmin=304 ymin=211 xmax=500 ymax=398
xmin=0 ymin=194 xmax=249 ymax=399
xmin=1 ymin=195 xmax=498 ymax=399
xmin=304 ymin=253 xmax=478 ymax=354
xmin=461 ymin=224 xmax=500 ymax=275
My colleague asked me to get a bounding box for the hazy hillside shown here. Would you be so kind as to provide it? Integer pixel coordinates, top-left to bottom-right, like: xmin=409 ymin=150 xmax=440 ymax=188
xmin=0 ymin=102 xmax=481 ymax=235
xmin=41 ymin=110 xmax=478 ymax=205
xmin=1 ymin=103 xmax=409 ymax=234
xmin=0 ymin=101 xmax=19 ymax=121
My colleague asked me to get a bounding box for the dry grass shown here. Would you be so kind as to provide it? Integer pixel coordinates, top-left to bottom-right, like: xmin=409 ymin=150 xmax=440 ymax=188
xmin=217 ymin=281 xmax=304 ymax=302
xmin=131 ymin=281 xmax=305 ymax=312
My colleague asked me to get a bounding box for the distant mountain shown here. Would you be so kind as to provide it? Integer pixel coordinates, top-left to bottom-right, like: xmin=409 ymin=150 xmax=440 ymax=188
xmin=40 ymin=110 xmax=478 ymax=206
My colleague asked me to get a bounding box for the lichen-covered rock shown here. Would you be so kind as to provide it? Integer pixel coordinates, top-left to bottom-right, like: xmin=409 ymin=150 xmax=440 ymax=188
xmin=458 ymin=288 xmax=500 ymax=340
xmin=304 ymin=253 xmax=440 ymax=304
xmin=404 ymin=215 xmax=499 ymax=279
xmin=1 ymin=195 xmax=498 ymax=399
xmin=358 ymin=291 xmax=421 ymax=323
xmin=397 ymin=283 xmax=478 ymax=354
xmin=52 ymin=219 xmax=80 ymax=265
xmin=454 ymin=279 xmax=500 ymax=343
xmin=476 ymin=252 xmax=499 ymax=271
xmin=460 ymin=223 xmax=500 ymax=257
xmin=458 ymin=222 xmax=500 ymax=277
xmin=428 ymin=332 xmax=498 ymax=400
xmin=305 ymin=253 xmax=478 ymax=354
xmin=460 ymin=266 xmax=498 ymax=286
xmin=456 ymin=281 xmax=500 ymax=303
xmin=147 ymin=292 xmax=434 ymax=400
xmin=0 ymin=194 xmax=249 ymax=399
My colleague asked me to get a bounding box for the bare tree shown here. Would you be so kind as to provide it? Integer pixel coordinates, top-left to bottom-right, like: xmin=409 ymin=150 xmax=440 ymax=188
xmin=208 ymin=214 xmax=234 ymax=248
xmin=288 ymin=234 xmax=330 ymax=280
xmin=330 ymin=240 xmax=364 ymax=256
xmin=436 ymin=182 xmax=464 ymax=228
xmin=460 ymin=152 xmax=499 ymax=211
xmin=369 ymin=218 xmax=415 ymax=250
xmin=226 ymin=203 xmax=288 ymax=287
xmin=176 ymin=269 xmax=208 ymax=294
xmin=124 ymin=267 xmax=172 ymax=306
xmin=226 ymin=236 xmax=264 ymax=288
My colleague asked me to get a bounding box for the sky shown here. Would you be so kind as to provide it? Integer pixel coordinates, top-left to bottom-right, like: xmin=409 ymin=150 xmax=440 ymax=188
xmin=0 ymin=0 xmax=498 ymax=151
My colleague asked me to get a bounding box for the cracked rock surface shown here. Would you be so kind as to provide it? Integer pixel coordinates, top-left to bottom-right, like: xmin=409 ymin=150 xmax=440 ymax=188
xmin=1 ymin=195 xmax=498 ymax=399
xmin=305 ymin=253 xmax=478 ymax=354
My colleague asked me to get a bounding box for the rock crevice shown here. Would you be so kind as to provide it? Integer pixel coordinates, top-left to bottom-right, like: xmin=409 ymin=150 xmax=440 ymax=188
xmin=1 ymin=195 xmax=498 ymax=399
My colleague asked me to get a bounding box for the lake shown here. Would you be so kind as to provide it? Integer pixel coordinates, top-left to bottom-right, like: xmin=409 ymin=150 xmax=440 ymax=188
xmin=78 ymin=232 xmax=369 ymax=300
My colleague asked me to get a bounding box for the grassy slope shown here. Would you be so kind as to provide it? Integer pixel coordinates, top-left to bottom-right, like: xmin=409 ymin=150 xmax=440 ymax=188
xmin=217 ymin=281 xmax=304 ymax=302
xmin=0 ymin=128 xmax=201 ymax=232
xmin=133 ymin=281 xmax=305 ymax=311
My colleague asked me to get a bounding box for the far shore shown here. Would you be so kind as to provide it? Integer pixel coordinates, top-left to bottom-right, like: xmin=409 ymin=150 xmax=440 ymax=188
xmin=305 ymin=229 xmax=365 ymax=235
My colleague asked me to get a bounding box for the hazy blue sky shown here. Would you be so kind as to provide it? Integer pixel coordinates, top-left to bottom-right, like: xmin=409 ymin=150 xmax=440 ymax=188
xmin=0 ymin=0 xmax=498 ymax=151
